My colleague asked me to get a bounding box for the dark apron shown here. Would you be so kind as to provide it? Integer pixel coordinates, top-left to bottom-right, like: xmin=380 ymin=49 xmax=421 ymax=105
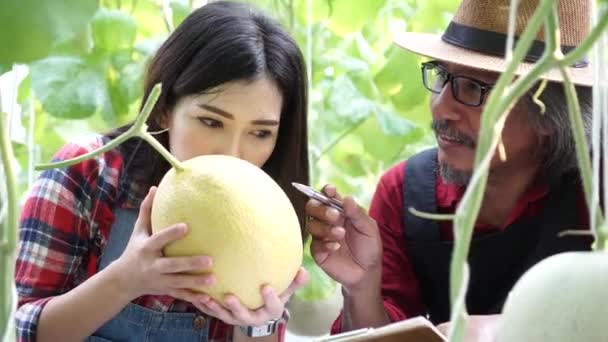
xmin=402 ymin=148 xmax=591 ymax=324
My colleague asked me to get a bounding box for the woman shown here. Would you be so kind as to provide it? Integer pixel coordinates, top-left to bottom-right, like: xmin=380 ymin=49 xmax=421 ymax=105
xmin=14 ymin=2 xmax=309 ymax=341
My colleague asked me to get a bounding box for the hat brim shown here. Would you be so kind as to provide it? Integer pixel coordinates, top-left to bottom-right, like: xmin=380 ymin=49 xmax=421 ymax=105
xmin=394 ymin=32 xmax=593 ymax=87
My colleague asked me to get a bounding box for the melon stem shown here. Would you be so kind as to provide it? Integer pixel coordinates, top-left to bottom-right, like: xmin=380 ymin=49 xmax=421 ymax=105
xmin=35 ymin=83 xmax=185 ymax=173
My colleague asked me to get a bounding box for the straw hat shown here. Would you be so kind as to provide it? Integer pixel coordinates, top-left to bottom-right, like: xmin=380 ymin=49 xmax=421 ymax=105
xmin=394 ymin=0 xmax=592 ymax=86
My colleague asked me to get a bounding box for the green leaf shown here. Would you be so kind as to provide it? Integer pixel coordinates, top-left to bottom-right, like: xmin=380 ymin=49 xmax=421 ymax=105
xmin=50 ymin=28 xmax=93 ymax=56
xmin=131 ymin=0 xmax=168 ymax=38
xmin=410 ymin=0 xmax=458 ymax=32
xmin=328 ymin=75 xmax=375 ymax=123
xmin=171 ymin=1 xmax=191 ymax=28
xmin=294 ymin=0 xmax=331 ymax=26
xmin=375 ymin=106 xmax=416 ymax=136
xmin=134 ymin=39 xmax=164 ymax=57
xmin=30 ymin=56 xmax=108 ymax=119
xmin=108 ymin=59 xmax=146 ymax=119
xmin=0 ymin=0 xmax=98 ymax=64
xmin=326 ymin=0 xmax=385 ymax=35
xmin=91 ymin=9 xmax=138 ymax=53
xmin=374 ymin=45 xmax=426 ymax=109
xmin=17 ymin=74 xmax=31 ymax=105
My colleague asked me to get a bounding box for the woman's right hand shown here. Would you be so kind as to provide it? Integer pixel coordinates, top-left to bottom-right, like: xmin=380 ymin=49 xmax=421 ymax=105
xmin=305 ymin=185 xmax=383 ymax=293
xmin=110 ymin=186 xmax=214 ymax=303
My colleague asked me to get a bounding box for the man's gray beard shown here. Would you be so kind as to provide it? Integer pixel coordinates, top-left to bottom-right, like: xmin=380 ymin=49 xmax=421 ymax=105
xmin=439 ymin=162 xmax=472 ymax=187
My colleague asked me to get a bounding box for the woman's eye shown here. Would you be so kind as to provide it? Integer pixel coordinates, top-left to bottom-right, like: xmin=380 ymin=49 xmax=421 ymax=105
xmin=252 ymin=130 xmax=272 ymax=139
xmin=198 ymin=117 xmax=222 ymax=128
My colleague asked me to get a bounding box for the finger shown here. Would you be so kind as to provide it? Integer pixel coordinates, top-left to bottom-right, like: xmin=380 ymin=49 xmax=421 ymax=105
xmin=168 ymin=288 xmax=211 ymax=304
xmin=199 ymin=298 xmax=235 ymax=324
xmin=134 ymin=186 xmax=157 ymax=234
xmin=279 ymin=267 xmax=309 ymax=303
xmin=255 ymin=286 xmax=283 ymax=321
xmin=321 ymin=184 xmax=343 ymax=201
xmin=145 ymin=223 xmax=188 ymax=252
xmin=342 ymin=196 xmax=376 ymax=237
xmin=224 ymin=294 xmax=259 ymax=325
xmin=305 ymin=199 xmax=342 ymax=225
xmin=307 ymin=219 xmax=344 ymax=240
xmin=162 ymin=273 xmax=215 ymax=289
xmin=310 ymin=239 xmax=332 ymax=266
xmin=154 ymin=255 xmax=213 ymax=273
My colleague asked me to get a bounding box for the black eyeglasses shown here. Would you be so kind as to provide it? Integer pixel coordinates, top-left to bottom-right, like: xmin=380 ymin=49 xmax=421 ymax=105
xmin=421 ymin=61 xmax=494 ymax=107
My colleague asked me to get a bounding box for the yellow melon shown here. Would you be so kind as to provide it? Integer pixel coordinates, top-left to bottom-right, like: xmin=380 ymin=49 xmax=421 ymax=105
xmin=150 ymin=154 xmax=303 ymax=309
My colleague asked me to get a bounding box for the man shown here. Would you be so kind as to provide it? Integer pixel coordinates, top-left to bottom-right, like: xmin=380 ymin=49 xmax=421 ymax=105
xmin=305 ymin=0 xmax=594 ymax=340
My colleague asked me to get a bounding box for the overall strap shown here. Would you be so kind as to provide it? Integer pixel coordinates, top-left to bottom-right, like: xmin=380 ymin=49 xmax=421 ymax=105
xmin=98 ymin=208 xmax=139 ymax=271
xmin=403 ymin=148 xmax=440 ymax=241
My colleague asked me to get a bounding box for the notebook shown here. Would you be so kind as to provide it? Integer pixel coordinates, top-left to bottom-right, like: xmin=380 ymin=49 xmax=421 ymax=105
xmin=313 ymin=316 xmax=446 ymax=342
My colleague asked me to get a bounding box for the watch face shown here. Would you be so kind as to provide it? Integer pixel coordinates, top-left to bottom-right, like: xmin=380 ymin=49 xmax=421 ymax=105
xmin=242 ymin=321 xmax=278 ymax=337
xmin=251 ymin=325 xmax=273 ymax=337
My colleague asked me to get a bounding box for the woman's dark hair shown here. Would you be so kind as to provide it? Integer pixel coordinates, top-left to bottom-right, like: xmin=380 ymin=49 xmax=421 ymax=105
xmin=107 ymin=1 xmax=310 ymax=232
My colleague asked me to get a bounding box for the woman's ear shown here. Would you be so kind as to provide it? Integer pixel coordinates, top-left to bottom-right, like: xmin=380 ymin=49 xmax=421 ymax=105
xmin=157 ymin=111 xmax=171 ymax=129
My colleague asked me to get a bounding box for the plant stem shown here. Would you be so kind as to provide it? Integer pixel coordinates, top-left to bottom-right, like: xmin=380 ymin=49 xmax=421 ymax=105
xmin=130 ymin=0 xmax=138 ymax=15
xmin=532 ymin=79 xmax=548 ymax=114
xmin=139 ymin=128 xmax=184 ymax=172
xmin=447 ymin=1 xmax=608 ymax=340
xmin=0 ymin=90 xmax=18 ymax=342
xmin=313 ymin=116 xmax=369 ymax=163
xmin=409 ymin=207 xmax=455 ymax=221
xmin=35 ymin=84 xmax=185 ymax=173
xmin=558 ymin=64 xmax=606 ymax=249
xmin=446 ymin=0 xmax=555 ymax=340
xmin=161 ymin=0 xmax=174 ymax=32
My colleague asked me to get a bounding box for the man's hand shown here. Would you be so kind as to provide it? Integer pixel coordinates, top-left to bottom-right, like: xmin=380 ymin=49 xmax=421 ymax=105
xmin=436 ymin=315 xmax=501 ymax=342
xmin=305 ymin=184 xmax=383 ymax=293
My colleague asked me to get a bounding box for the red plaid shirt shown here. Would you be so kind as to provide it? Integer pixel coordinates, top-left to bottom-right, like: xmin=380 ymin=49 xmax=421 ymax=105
xmin=14 ymin=136 xmax=286 ymax=341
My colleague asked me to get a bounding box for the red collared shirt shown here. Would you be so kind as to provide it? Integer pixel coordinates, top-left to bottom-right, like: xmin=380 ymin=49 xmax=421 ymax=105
xmin=332 ymin=159 xmax=588 ymax=332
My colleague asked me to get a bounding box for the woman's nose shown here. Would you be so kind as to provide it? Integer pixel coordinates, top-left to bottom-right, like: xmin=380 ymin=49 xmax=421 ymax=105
xmin=222 ymin=138 xmax=242 ymax=159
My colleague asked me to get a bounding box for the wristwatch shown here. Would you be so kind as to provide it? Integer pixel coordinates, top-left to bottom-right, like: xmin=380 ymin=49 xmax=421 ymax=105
xmin=239 ymin=309 xmax=289 ymax=337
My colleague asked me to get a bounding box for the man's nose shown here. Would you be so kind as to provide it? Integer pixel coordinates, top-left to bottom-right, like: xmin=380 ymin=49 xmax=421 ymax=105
xmin=431 ymin=82 xmax=461 ymax=121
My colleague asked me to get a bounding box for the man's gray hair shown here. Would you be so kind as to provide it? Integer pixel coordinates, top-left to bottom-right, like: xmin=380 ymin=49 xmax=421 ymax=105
xmin=525 ymin=81 xmax=593 ymax=185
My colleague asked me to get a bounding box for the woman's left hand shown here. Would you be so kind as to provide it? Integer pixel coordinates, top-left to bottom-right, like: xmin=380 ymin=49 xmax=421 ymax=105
xmin=193 ymin=267 xmax=309 ymax=326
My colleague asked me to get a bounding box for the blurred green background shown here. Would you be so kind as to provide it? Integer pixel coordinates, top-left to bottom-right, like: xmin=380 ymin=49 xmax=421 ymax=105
xmin=1 ymin=0 xmax=461 ymax=204
xmin=0 ymin=0 xmax=461 ymax=337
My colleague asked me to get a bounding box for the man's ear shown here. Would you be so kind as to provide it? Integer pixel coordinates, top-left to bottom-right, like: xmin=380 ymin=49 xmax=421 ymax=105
xmin=537 ymin=121 xmax=555 ymax=137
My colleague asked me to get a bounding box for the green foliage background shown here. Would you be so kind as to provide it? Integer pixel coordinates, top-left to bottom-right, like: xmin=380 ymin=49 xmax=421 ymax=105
xmin=0 ymin=0 xmax=460 ymax=307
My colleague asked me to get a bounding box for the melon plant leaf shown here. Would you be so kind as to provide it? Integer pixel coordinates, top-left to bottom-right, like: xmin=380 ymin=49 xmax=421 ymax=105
xmin=0 ymin=0 xmax=98 ymax=64
xmin=374 ymin=45 xmax=426 ymax=109
xmin=31 ymin=56 xmax=108 ymax=119
xmin=375 ymin=106 xmax=416 ymax=136
xmin=91 ymin=9 xmax=138 ymax=53
xmin=328 ymin=75 xmax=375 ymax=123
xmin=325 ymin=0 xmax=385 ymax=35
xmin=171 ymin=1 xmax=191 ymax=28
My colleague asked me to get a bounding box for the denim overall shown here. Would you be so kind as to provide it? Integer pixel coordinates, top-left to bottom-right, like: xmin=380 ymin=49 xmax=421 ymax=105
xmin=87 ymin=208 xmax=211 ymax=342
